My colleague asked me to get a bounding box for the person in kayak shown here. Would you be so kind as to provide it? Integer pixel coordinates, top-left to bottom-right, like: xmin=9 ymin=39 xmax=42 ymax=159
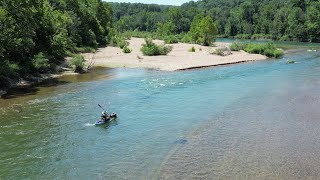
xmin=101 ymin=111 xmax=109 ymax=121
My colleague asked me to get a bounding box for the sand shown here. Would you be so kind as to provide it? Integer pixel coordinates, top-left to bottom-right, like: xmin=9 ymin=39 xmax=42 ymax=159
xmin=81 ymin=38 xmax=267 ymax=71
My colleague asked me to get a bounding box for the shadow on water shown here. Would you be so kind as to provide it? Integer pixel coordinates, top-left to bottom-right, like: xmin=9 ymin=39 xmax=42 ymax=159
xmin=95 ymin=119 xmax=119 ymax=129
xmin=2 ymin=79 xmax=69 ymax=99
xmin=2 ymin=67 xmax=113 ymax=99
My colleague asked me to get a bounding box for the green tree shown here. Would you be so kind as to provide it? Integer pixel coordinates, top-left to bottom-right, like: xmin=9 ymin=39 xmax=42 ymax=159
xmin=199 ymin=16 xmax=218 ymax=46
xmin=156 ymin=21 xmax=176 ymax=37
xmin=189 ymin=14 xmax=204 ymax=43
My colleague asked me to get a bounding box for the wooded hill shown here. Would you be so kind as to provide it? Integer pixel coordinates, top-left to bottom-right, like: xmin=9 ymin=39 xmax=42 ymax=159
xmin=112 ymin=0 xmax=320 ymax=42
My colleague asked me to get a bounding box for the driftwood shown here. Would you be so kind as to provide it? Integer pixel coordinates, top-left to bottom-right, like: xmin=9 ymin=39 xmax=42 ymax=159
xmin=86 ymin=54 xmax=96 ymax=70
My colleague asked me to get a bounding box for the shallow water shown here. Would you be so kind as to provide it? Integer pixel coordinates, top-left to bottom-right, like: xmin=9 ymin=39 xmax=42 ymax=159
xmin=0 ymin=48 xmax=320 ymax=179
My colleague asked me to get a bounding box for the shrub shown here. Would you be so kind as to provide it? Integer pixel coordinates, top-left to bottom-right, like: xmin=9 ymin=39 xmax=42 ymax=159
xmin=74 ymin=47 xmax=96 ymax=53
xmin=140 ymin=38 xmax=173 ymax=56
xmin=181 ymin=33 xmax=193 ymax=43
xmin=230 ymin=42 xmax=243 ymax=51
xmin=109 ymin=35 xmax=129 ymax=48
xmin=164 ymin=35 xmax=179 ymax=44
xmin=244 ymin=44 xmax=264 ymax=54
xmin=159 ymin=45 xmax=173 ymax=55
xmin=279 ymin=35 xmax=290 ymax=41
xmin=32 ymin=53 xmax=50 ymax=73
xmin=69 ymin=55 xmax=85 ymax=73
xmin=273 ymin=49 xmax=284 ymax=58
xmin=119 ymin=40 xmax=129 ymax=49
xmin=122 ymin=46 xmax=132 ymax=53
xmin=243 ymin=42 xmax=283 ymax=58
xmin=188 ymin=46 xmax=196 ymax=52
xmin=263 ymin=48 xmax=275 ymax=57
xmin=210 ymin=48 xmax=225 ymax=56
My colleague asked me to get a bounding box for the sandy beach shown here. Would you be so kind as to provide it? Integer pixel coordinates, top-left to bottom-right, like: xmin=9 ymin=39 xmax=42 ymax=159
xmin=82 ymin=38 xmax=267 ymax=71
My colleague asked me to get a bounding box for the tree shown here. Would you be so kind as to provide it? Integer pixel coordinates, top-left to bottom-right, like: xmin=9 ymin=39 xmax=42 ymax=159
xmin=189 ymin=14 xmax=204 ymax=43
xmin=156 ymin=21 xmax=176 ymax=37
xmin=199 ymin=16 xmax=218 ymax=46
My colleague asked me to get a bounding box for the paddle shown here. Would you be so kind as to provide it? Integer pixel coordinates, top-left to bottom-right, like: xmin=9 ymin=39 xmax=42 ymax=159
xmin=98 ymin=104 xmax=106 ymax=111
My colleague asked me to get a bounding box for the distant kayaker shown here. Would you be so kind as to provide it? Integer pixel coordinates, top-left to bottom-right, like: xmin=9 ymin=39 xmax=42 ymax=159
xmin=101 ymin=111 xmax=108 ymax=121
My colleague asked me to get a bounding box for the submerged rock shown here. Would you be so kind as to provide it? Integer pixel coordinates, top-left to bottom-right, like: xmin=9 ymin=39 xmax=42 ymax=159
xmin=287 ymin=59 xmax=295 ymax=64
xmin=173 ymin=138 xmax=188 ymax=144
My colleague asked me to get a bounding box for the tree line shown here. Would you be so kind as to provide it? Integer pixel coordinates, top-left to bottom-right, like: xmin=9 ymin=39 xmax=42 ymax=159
xmin=112 ymin=0 xmax=320 ymax=42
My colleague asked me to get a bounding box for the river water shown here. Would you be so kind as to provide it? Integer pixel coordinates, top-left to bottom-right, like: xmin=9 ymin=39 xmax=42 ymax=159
xmin=0 ymin=47 xmax=320 ymax=179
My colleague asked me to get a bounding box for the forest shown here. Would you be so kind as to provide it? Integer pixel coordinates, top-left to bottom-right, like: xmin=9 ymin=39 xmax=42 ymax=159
xmin=112 ymin=0 xmax=320 ymax=42
xmin=0 ymin=0 xmax=113 ymax=87
xmin=1 ymin=0 xmax=320 ymax=88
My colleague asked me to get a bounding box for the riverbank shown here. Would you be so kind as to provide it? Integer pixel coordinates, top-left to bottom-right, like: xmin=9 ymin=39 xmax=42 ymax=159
xmin=81 ymin=38 xmax=268 ymax=71
xmin=0 ymin=66 xmax=77 ymax=98
xmin=1 ymin=38 xmax=268 ymax=98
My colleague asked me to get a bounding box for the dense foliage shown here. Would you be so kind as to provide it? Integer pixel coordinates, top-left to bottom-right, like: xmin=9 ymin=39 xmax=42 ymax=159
xmin=0 ymin=0 xmax=112 ymax=87
xmin=111 ymin=0 xmax=320 ymax=43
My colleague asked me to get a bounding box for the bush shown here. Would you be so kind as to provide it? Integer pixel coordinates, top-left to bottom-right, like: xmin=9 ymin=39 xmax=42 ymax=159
xmin=164 ymin=35 xmax=179 ymax=44
xmin=244 ymin=44 xmax=264 ymax=54
xmin=210 ymin=48 xmax=225 ymax=56
xmin=273 ymin=49 xmax=284 ymax=58
xmin=32 ymin=53 xmax=50 ymax=73
xmin=181 ymin=33 xmax=193 ymax=43
xmin=188 ymin=46 xmax=196 ymax=52
xmin=109 ymin=35 xmax=129 ymax=48
xmin=69 ymin=55 xmax=85 ymax=73
xmin=122 ymin=46 xmax=132 ymax=53
xmin=74 ymin=47 xmax=96 ymax=53
xmin=230 ymin=42 xmax=245 ymax=51
xmin=118 ymin=40 xmax=129 ymax=49
xmin=140 ymin=38 xmax=173 ymax=56
xmin=244 ymin=42 xmax=283 ymax=58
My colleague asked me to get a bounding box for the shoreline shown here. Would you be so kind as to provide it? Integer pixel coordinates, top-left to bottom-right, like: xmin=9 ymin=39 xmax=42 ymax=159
xmin=1 ymin=38 xmax=268 ymax=98
xmin=81 ymin=37 xmax=268 ymax=71
xmin=0 ymin=68 xmax=78 ymax=98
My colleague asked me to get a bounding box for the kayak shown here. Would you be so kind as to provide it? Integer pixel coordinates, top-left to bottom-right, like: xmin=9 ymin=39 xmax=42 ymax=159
xmin=95 ymin=113 xmax=117 ymax=125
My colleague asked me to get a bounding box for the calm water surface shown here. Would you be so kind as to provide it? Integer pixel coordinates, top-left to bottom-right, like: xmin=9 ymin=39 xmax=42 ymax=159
xmin=0 ymin=48 xmax=320 ymax=179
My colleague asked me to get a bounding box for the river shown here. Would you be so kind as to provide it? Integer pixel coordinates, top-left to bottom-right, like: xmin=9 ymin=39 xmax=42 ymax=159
xmin=0 ymin=44 xmax=320 ymax=179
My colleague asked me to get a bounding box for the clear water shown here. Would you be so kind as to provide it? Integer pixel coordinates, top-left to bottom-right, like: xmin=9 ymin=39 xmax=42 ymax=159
xmin=0 ymin=49 xmax=320 ymax=179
